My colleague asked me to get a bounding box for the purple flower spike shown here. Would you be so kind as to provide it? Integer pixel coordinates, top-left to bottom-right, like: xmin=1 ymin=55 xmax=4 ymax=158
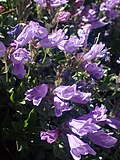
xmin=67 ymin=134 xmax=96 ymax=160
xmin=0 ymin=41 xmax=6 ymax=57
xmin=34 ymin=0 xmax=46 ymax=7
xmin=54 ymin=96 xmax=73 ymax=117
xmin=88 ymin=130 xmax=117 ymax=148
xmin=50 ymin=0 xmax=69 ymax=8
xmin=40 ymin=130 xmax=58 ymax=144
xmin=25 ymin=84 xmax=48 ymax=106
xmin=83 ymin=42 xmax=105 ymax=61
xmin=16 ymin=21 xmax=48 ymax=46
xmin=69 ymin=118 xmax=100 ymax=137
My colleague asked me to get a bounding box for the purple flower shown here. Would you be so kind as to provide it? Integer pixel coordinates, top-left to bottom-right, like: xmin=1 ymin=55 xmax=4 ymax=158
xmin=40 ymin=29 xmax=65 ymax=48
xmin=90 ymin=17 xmax=109 ymax=29
xmin=100 ymin=0 xmax=120 ymax=11
xmin=106 ymin=9 xmax=119 ymax=19
xmin=54 ymin=96 xmax=73 ymax=117
xmin=8 ymin=24 xmax=22 ymax=39
xmin=34 ymin=0 xmax=46 ymax=7
xmin=83 ymin=42 xmax=105 ymax=61
xmin=78 ymin=106 xmax=107 ymax=123
xmin=50 ymin=0 xmax=69 ymax=8
xmin=67 ymin=134 xmax=96 ymax=160
xmin=82 ymin=62 xmax=104 ymax=79
xmin=82 ymin=8 xmax=97 ymax=23
xmin=64 ymin=36 xmax=82 ymax=54
xmin=57 ymin=39 xmax=67 ymax=51
xmin=70 ymin=92 xmax=91 ymax=104
xmin=58 ymin=35 xmax=83 ymax=54
xmin=61 ymin=69 xmax=70 ymax=79
xmin=10 ymin=48 xmax=30 ymax=64
xmin=69 ymin=118 xmax=100 ymax=137
xmin=13 ymin=63 xmax=26 ymax=79
xmin=10 ymin=48 xmax=30 ymax=79
xmin=0 ymin=41 xmax=6 ymax=57
xmin=77 ymin=24 xmax=91 ymax=47
xmin=40 ymin=130 xmax=58 ymax=144
xmin=54 ymin=84 xmax=76 ymax=100
xmin=16 ymin=21 xmax=48 ymax=46
xmin=53 ymin=84 xmax=91 ymax=104
xmin=100 ymin=0 xmax=120 ymax=19
xmin=56 ymin=11 xmax=71 ymax=22
xmin=106 ymin=117 xmax=120 ymax=130
xmin=25 ymin=84 xmax=48 ymax=106
xmin=88 ymin=130 xmax=117 ymax=148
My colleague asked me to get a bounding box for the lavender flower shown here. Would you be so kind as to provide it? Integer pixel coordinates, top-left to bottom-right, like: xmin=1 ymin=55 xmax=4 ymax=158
xmin=100 ymin=0 xmax=120 ymax=11
xmin=53 ymin=84 xmax=76 ymax=100
xmin=54 ymin=96 xmax=73 ymax=117
xmin=83 ymin=42 xmax=105 ymax=61
xmin=8 ymin=24 xmax=22 ymax=39
xmin=10 ymin=48 xmax=30 ymax=78
xmin=0 ymin=41 xmax=6 ymax=57
xmin=50 ymin=0 xmax=69 ymax=8
xmin=13 ymin=63 xmax=26 ymax=79
xmin=69 ymin=118 xmax=100 ymax=137
xmin=53 ymin=84 xmax=91 ymax=104
xmin=64 ymin=36 xmax=82 ymax=54
xmin=67 ymin=134 xmax=96 ymax=160
xmin=88 ymin=130 xmax=117 ymax=148
xmin=78 ymin=106 xmax=107 ymax=123
xmin=100 ymin=0 xmax=120 ymax=19
xmin=56 ymin=11 xmax=71 ymax=22
xmin=10 ymin=48 xmax=30 ymax=64
xmin=40 ymin=29 xmax=65 ymax=48
xmin=82 ymin=62 xmax=104 ymax=79
xmin=34 ymin=0 xmax=46 ymax=7
xmin=25 ymin=84 xmax=48 ymax=106
xmin=82 ymin=8 xmax=97 ymax=23
xmin=106 ymin=117 xmax=120 ymax=130
xmin=90 ymin=17 xmax=109 ymax=29
xmin=77 ymin=24 xmax=91 ymax=47
xmin=40 ymin=130 xmax=58 ymax=143
xmin=16 ymin=21 xmax=48 ymax=46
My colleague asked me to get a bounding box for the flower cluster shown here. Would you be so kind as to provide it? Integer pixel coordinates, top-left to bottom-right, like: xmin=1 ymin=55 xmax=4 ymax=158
xmin=0 ymin=0 xmax=120 ymax=160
